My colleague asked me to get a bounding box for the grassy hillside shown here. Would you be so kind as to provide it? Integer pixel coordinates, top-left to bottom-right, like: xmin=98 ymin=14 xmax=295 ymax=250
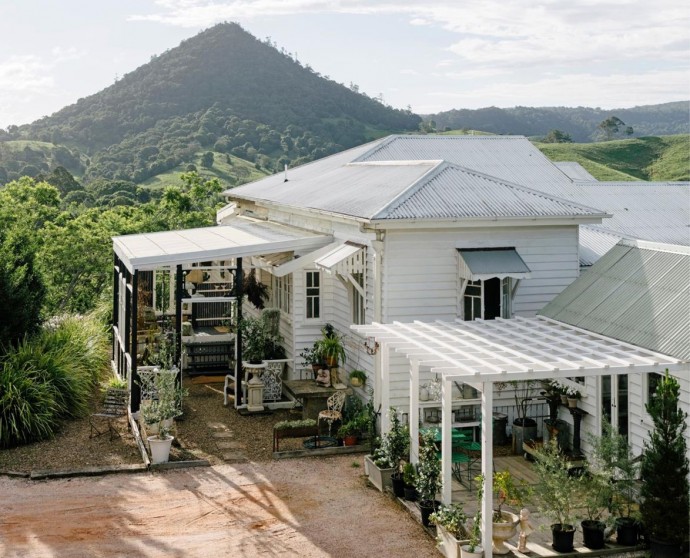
xmin=142 ymin=151 xmax=268 ymax=190
xmin=535 ymin=134 xmax=689 ymax=181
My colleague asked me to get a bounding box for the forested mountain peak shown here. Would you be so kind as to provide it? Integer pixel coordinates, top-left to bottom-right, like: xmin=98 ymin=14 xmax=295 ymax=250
xmin=0 ymin=23 xmax=418 ymax=186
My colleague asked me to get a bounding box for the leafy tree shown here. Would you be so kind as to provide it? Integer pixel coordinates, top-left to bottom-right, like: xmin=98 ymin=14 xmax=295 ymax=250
xmin=596 ymin=116 xmax=632 ymax=141
xmin=0 ymin=225 xmax=45 ymax=351
xmin=640 ymin=370 xmax=689 ymax=547
xmin=201 ymin=151 xmax=214 ymax=168
xmin=543 ymin=129 xmax=572 ymax=143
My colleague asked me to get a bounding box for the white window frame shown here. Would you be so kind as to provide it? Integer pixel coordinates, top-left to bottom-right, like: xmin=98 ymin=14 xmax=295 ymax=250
xmin=351 ymin=271 xmax=365 ymax=325
xmin=461 ymin=277 xmax=512 ymax=321
xmin=271 ymin=274 xmax=292 ymax=315
xmin=305 ymin=270 xmax=321 ymax=320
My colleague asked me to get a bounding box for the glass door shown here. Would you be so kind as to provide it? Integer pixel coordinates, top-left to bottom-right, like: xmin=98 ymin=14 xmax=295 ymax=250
xmin=601 ymin=374 xmax=629 ymax=438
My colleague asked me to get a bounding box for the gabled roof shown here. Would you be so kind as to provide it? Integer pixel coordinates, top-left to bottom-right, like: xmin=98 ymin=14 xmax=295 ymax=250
xmin=225 ymin=135 xmax=605 ymax=224
xmin=374 ymin=162 xmax=606 ymax=221
xmin=540 ymin=239 xmax=690 ymax=360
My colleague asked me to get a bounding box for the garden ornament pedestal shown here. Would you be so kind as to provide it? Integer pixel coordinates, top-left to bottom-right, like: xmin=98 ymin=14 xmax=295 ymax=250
xmin=244 ymin=362 xmax=266 ymax=412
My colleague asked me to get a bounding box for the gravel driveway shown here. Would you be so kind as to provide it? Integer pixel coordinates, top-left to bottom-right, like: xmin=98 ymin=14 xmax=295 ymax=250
xmin=0 ymin=455 xmax=438 ymax=558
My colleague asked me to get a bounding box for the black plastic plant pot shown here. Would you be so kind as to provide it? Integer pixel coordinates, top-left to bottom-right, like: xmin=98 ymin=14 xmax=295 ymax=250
xmin=648 ymin=537 xmax=682 ymax=558
xmin=419 ymin=500 xmax=436 ymax=527
xmin=551 ymin=524 xmax=575 ymax=552
xmin=616 ymin=517 xmax=638 ymax=546
xmin=403 ymin=485 xmax=418 ymax=502
xmin=581 ymin=520 xmax=606 ymax=549
xmin=391 ymin=472 xmax=405 ymax=498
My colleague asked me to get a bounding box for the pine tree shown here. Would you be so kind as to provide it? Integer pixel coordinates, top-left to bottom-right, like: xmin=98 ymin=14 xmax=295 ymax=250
xmin=639 ymin=370 xmax=689 ymax=547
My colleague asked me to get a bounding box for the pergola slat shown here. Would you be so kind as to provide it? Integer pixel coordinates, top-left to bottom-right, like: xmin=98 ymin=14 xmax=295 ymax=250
xmin=352 ymin=316 xmax=686 ymax=555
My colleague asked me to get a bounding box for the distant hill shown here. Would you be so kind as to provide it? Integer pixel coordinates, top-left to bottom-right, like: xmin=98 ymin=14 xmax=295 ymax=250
xmin=535 ymin=134 xmax=690 ymax=181
xmin=0 ymin=23 xmax=419 ymax=186
xmin=428 ymin=102 xmax=689 ymax=142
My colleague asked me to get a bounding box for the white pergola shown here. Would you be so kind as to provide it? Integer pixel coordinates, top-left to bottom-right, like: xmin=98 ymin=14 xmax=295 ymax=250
xmin=353 ymin=316 xmax=686 ymax=556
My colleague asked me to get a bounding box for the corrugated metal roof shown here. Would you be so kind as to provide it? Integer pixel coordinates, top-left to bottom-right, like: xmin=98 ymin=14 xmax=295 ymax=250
xmin=229 ymin=159 xmax=438 ymax=220
xmin=355 ymin=135 xmax=576 ymax=195
xmin=554 ymin=162 xmax=598 ymax=181
xmin=458 ymin=248 xmax=531 ymax=280
xmin=579 ymin=227 xmax=623 ymax=267
xmin=540 ymin=239 xmax=690 ymax=360
xmin=574 ymin=181 xmax=689 ymax=264
xmin=112 ymin=216 xmax=332 ymax=272
xmin=376 ymin=163 xmax=605 ymax=220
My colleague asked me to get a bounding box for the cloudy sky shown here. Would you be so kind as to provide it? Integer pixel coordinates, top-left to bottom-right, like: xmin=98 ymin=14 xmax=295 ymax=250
xmin=1 ymin=0 xmax=688 ymax=129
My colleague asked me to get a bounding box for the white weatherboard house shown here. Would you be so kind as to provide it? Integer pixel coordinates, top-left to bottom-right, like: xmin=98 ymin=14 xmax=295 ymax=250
xmin=112 ymin=135 xmax=689 ymax=553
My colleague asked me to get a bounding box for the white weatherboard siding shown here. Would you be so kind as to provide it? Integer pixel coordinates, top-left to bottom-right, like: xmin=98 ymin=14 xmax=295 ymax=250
xmin=379 ymin=225 xmax=580 ymax=411
xmin=383 ymin=225 xmax=580 ymax=321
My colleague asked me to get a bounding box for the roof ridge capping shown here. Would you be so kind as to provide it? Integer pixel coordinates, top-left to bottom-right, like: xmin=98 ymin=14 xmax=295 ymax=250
xmin=619 ymin=238 xmax=690 ymax=255
xmin=351 ymin=133 xmax=531 ymax=164
xmin=347 ymin=159 xmax=443 ymax=167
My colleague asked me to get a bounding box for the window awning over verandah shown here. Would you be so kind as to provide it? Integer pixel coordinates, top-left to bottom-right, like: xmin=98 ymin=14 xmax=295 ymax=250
xmin=111 ymin=215 xmax=333 ymax=411
xmin=352 ymin=316 xmax=686 ymax=555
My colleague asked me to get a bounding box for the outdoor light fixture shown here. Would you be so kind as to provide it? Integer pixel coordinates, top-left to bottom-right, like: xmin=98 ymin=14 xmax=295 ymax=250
xmin=364 ymin=336 xmax=379 ymax=355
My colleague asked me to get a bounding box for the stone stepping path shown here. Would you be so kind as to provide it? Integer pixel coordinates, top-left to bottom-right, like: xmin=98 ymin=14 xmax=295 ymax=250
xmin=207 ymin=422 xmax=248 ymax=463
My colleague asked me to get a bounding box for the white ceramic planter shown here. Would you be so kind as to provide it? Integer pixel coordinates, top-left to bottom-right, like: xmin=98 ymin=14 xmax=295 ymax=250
xmin=437 ymin=524 xmax=468 ymax=558
xmin=460 ymin=545 xmax=483 ymax=558
xmin=364 ymin=454 xmax=394 ymax=492
xmin=148 ymin=435 xmax=174 ymax=464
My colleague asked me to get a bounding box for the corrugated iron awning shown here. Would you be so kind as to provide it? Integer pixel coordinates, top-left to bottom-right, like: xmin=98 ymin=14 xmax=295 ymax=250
xmin=458 ymin=248 xmax=531 ymax=281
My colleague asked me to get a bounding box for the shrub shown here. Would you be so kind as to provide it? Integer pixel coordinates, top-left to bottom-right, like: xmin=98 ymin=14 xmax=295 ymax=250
xmin=0 ymin=311 xmax=111 ymax=447
xmin=0 ymin=361 xmax=58 ymax=448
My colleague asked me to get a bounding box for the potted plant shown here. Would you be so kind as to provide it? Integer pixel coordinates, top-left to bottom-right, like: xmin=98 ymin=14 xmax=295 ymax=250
xmin=316 ymin=333 xmax=346 ymax=368
xmin=579 ymin=465 xmax=614 ymax=549
xmin=565 ymin=385 xmax=581 ymax=408
xmin=299 ymin=343 xmax=324 ymax=377
xmin=338 ymin=420 xmax=360 ymax=446
xmin=430 ymin=504 xmax=468 ymax=558
xmin=367 ymin=407 xmax=409 ymax=494
xmin=349 ymin=369 xmax=367 ymax=388
xmin=416 ymin=429 xmax=442 ymax=527
xmin=640 ymin=370 xmax=689 ymax=557
xmin=241 ymin=314 xmax=285 ymax=365
xmin=498 ymin=380 xmax=539 ymax=454
xmin=462 ymin=475 xmax=484 ymax=557
xmin=532 ymin=439 xmax=579 ymax=552
xmin=491 ymin=471 xmax=528 ymax=554
xmin=143 ymin=371 xmax=186 ymax=464
xmin=402 ymin=462 xmax=418 ymax=501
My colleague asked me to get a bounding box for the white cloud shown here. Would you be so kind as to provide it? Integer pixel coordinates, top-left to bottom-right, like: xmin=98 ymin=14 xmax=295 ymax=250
xmin=426 ymin=69 xmax=690 ymax=110
xmin=400 ymin=68 xmax=419 ymax=75
xmin=0 ymin=55 xmax=53 ymax=93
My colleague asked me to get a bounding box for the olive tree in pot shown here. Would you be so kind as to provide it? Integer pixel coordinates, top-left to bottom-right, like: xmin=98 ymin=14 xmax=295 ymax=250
xmin=491 ymin=471 xmax=529 ymax=554
xmin=589 ymin=420 xmax=640 ymax=546
xmin=533 ymin=439 xmax=579 ymax=552
xmin=499 ymin=380 xmax=539 ymax=454
xmin=640 ymin=371 xmax=689 ymax=558
xmin=416 ymin=429 xmax=442 ymax=527
xmin=144 ymin=371 xmax=187 ymax=464
xmin=578 ymin=464 xmax=614 ymax=549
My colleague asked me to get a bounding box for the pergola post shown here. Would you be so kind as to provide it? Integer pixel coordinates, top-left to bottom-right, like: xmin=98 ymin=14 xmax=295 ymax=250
xmin=130 ymin=270 xmax=140 ymax=413
xmin=441 ymin=375 xmax=453 ymax=504
xmin=409 ymin=359 xmax=420 ymax=463
xmin=380 ymin=343 xmax=390 ymax=433
xmin=481 ymin=381 xmax=494 ymax=556
xmin=235 ymin=257 xmax=243 ymax=407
